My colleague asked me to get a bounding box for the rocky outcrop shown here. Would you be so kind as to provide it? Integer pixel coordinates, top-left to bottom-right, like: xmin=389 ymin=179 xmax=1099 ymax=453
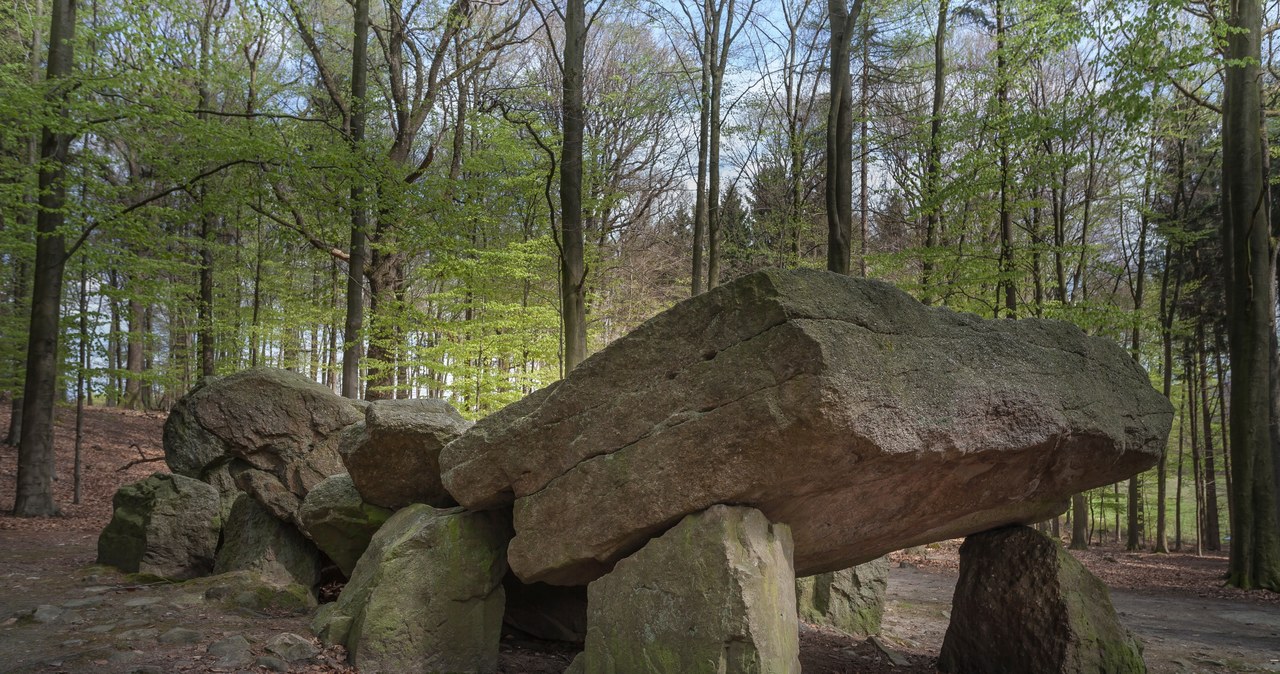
xmin=313 ymin=504 xmax=510 ymax=674
xmin=441 ymin=269 xmax=1172 ymax=585
xmin=796 ymin=557 xmax=890 ymax=636
xmin=938 ymin=526 xmax=1146 ymax=674
xmin=297 ymin=474 xmax=392 ymax=577
xmin=96 ymin=473 xmax=221 ymax=580
xmin=339 ymin=399 xmax=471 ymax=509
xmin=214 ymin=493 xmax=323 ymax=589
xmin=163 ymin=368 xmax=361 ymax=521
xmin=576 ymin=505 xmax=800 ymax=674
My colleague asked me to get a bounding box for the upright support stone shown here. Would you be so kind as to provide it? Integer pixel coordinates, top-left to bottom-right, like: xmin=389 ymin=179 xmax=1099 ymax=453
xmin=576 ymin=505 xmax=800 ymax=674
xmin=795 ymin=556 xmax=889 ymax=636
xmin=96 ymin=473 xmax=221 ymax=580
xmin=939 ymin=525 xmax=1146 ymax=674
xmin=313 ymin=504 xmax=510 ymax=674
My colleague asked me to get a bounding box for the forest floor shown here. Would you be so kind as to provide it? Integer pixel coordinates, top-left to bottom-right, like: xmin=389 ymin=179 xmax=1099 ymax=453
xmin=0 ymin=404 xmax=1278 ymax=673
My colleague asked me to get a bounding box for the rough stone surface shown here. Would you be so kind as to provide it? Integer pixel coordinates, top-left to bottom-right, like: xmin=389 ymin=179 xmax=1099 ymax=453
xmin=579 ymin=505 xmax=800 ymax=674
xmin=96 ymin=473 xmax=221 ymax=580
xmin=266 ymin=633 xmax=319 ymax=662
xmin=297 ymin=474 xmax=392 ymax=577
xmin=313 ymin=504 xmax=510 ymax=674
xmin=502 ymin=575 xmax=588 ymax=642
xmin=796 ymin=557 xmax=890 ymax=636
xmin=163 ymin=368 xmax=361 ymax=521
xmin=938 ymin=525 xmax=1146 ymax=674
xmin=207 ymin=635 xmax=252 ymax=668
xmin=339 ymin=399 xmax=472 ymax=509
xmin=195 ymin=570 xmax=317 ymax=615
xmin=214 ymin=493 xmax=322 ymax=589
xmin=441 ymin=269 xmax=1173 ymax=585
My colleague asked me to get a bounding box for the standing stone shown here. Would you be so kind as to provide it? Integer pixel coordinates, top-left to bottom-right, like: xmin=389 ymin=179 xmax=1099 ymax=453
xmin=441 ymin=269 xmax=1173 ymax=585
xmin=313 ymin=504 xmax=510 ymax=674
xmin=578 ymin=505 xmax=800 ymax=674
xmin=339 ymin=399 xmax=472 ymax=509
xmin=297 ymin=474 xmax=392 ymax=577
xmin=163 ymin=368 xmax=361 ymax=520
xmin=795 ymin=556 xmax=889 ymax=636
xmin=215 ymin=493 xmax=322 ymax=589
xmin=939 ymin=525 xmax=1145 ymax=674
xmin=96 ymin=473 xmax=221 ymax=580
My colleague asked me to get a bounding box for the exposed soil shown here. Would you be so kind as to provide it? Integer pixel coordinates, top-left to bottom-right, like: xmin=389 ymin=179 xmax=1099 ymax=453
xmin=2 ymin=404 xmax=1279 ymax=673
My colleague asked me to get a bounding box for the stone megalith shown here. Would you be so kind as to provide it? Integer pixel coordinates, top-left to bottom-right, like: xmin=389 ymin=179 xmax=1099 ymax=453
xmin=796 ymin=557 xmax=890 ymax=636
xmin=313 ymin=504 xmax=510 ymax=674
xmin=938 ymin=525 xmax=1145 ymax=674
xmin=440 ymin=269 xmax=1173 ymax=585
xmin=297 ymin=474 xmax=392 ymax=577
xmin=163 ymin=368 xmax=362 ymax=521
xmin=215 ymin=493 xmax=323 ymax=589
xmin=575 ymin=505 xmax=800 ymax=674
xmin=339 ymin=398 xmax=472 ymax=509
xmin=96 ymin=473 xmax=221 ymax=579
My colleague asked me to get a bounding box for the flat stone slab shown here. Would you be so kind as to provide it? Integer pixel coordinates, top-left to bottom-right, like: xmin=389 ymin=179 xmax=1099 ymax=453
xmin=442 ymin=269 xmax=1173 ymax=585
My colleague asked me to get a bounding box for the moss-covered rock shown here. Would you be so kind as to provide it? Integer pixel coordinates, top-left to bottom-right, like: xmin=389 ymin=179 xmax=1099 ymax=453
xmin=579 ymin=505 xmax=800 ymax=674
xmin=297 ymin=474 xmax=391 ymax=577
xmin=795 ymin=557 xmax=889 ymax=636
xmin=96 ymin=473 xmax=221 ymax=580
xmin=215 ymin=493 xmax=322 ymax=589
xmin=939 ymin=525 xmax=1145 ymax=674
xmin=313 ymin=504 xmax=510 ymax=674
xmin=192 ymin=570 xmax=317 ymax=615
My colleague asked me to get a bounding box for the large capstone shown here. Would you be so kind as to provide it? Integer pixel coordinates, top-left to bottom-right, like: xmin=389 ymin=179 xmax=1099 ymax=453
xmin=796 ymin=557 xmax=889 ymax=636
xmin=339 ymin=399 xmax=472 ymax=509
xmin=297 ymin=474 xmax=392 ymax=577
xmin=214 ymin=493 xmax=323 ymax=589
xmin=96 ymin=473 xmax=221 ymax=580
xmin=313 ymin=504 xmax=510 ymax=674
xmin=441 ymin=269 xmax=1172 ymax=585
xmin=163 ymin=368 xmax=362 ymax=521
xmin=577 ymin=505 xmax=800 ymax=674
xmin=938 ymin=525 xmax=1146 ymax=674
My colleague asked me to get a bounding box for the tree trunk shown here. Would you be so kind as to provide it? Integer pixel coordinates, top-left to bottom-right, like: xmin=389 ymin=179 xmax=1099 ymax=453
xmin=1069 ymin=492 xmax=1088 ymax=549
xmin=1222 ymin=0 xmax=1280 ymax=590
xmin=14 ymin=0 xmax=77 ymax=517
xmin=1198 ymin=327 xmax=1222 ymax=551
xmin=825 ymin=0 xmax=861 ymax=274
xmin=995 ymin=0 xmax=1015 ymax=318
xmin=343 ymin=0 xmax=369 ymax=399
xmin=561 ymin=0 xmax=588 ymax=371
xmin=921 ymin=0 xmax=948 ymax=303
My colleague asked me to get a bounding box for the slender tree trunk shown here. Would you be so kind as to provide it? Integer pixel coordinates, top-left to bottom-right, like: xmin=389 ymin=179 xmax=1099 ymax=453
xmin=1222 ymin=0 xmax=1280 ymax=589
xmin=857 ymin=20 xmax=869 ymax=278
xmin=74 ymin=262 xmax=87 ymax=505
xmin=343 ymin=0 xmax=369 ymax=399
xmin=691 ymin=19 xmax=710 ymax=297
xmin=1198 ymin=327 xmax=1222 ymax=551
xmin=825 ymin=0 xmax=861 ymax=274
xmin=1070 ymin=492 xmax=1088 ymax=549
xmin=921 ymin=0 xmax=948 ymax=303
xmin=196 ymin=1 xmax=217 ymax=379
xmin=1176 ymin=403 xmax=1185 ymax=550
xmin=14 ymin=0 xmax=77 ymax=517
xmin=995 ymin=0 xmax=1015 ymax=318
xmin=561 ymin=0 xmax=588 ymax=371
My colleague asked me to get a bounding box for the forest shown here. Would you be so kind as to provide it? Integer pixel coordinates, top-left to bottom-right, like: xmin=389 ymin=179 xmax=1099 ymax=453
xmin=1 ymin=0 xmax=1278 ymax=590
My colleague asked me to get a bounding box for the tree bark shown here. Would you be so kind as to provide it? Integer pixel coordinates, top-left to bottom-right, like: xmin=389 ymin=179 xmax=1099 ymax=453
xmin=825 ymin=0 xmax=861 ymax=274
xmin=14 ymin=0 xmax=77 ymax=517
xmin=561 ymin=0 xmax=588 ymax=371
xmin=1222 ymin=0 xmax=1280 ymax=590
xmin=921 ymin=0 xmax=948 ymax=303
xmin=342 ymin=0 xmax=369 ymax=399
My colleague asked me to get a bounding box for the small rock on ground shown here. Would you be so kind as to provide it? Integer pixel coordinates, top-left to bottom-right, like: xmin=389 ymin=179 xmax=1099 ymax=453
xmin=267 ymin=632 xmax=319 ymax=662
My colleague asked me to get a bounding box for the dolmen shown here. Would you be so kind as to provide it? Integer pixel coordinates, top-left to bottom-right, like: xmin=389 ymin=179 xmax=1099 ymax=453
xmin=96 ymin=269 xmax=1172 ymax=673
